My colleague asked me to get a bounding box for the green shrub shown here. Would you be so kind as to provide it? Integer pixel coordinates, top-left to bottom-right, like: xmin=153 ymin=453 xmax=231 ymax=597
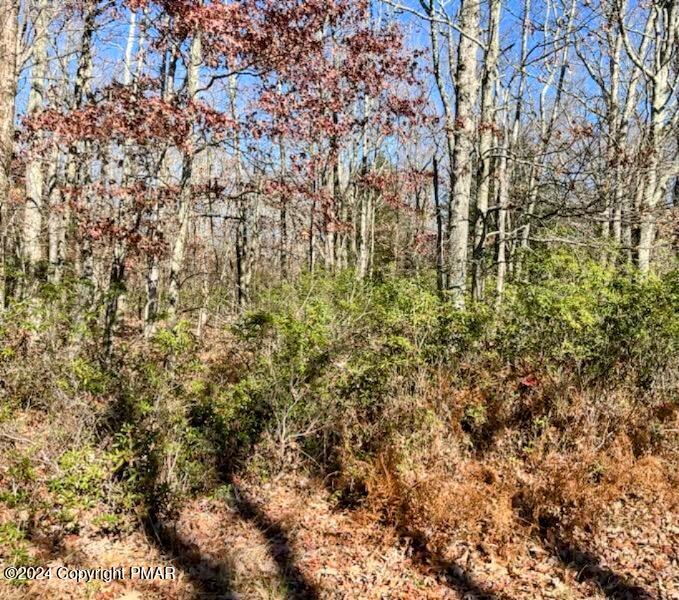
xmin=49 ymin=446 xmax=111 ymax=509
xmin=499 ymin=249 xmax=679 ymax=384
xmin=499 ymin=249 xmax=619 ymax=364
xmin=70 ymin=357 xmax=110 ymax=394
xmin=153 ymin=321 xmax=194 ymax=356
xmin=0 ymin=523 xmax=31 ymax=566
xmin=216 ymin=257 xmax=677 ymax=477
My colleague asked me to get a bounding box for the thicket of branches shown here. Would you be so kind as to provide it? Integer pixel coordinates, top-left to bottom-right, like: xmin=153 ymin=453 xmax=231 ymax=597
xmin=0 ymin=0 xmax=676 ymax=337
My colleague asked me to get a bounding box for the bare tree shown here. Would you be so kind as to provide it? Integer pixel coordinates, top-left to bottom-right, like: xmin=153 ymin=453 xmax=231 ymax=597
xmin=22 ymin=0 xmax=49 ymax=275
xmin=618 ymin=0 xmax=679 ymax=272
xmin=0 ymin=0 xmax=18 ymax=306
xmin=447 ymin=0 xmax=480 ymax=305
xmin=472 ymin=0 xmax=501 ymax=300
xmin=167 ymin=28 xmax=202 ymax=319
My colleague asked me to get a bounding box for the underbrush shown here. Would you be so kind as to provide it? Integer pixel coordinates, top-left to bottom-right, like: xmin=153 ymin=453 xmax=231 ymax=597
xmin=0 ymin=249 xmax=677 ymax=566
xmin=224 ymin=251 xmax=678 ymax=548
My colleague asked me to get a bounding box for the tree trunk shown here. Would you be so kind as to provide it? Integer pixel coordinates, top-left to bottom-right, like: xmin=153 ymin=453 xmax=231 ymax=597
xmin=23 ymin=0 xmax=49 ymax=275
xmin=447 ymin=0 xmax=480 ymax=306
xmin=66 ymin=1 xmax=96 ymax=306
xmin=638 ymin=39 xmax=674 ymax=272
xmin=433 ymin=156 xmax=444 ymax=293
xmin=102 ymin=7 xmax=140 ymax=355
xmin=236 ymin=194 xmax=259 ymax=306
xmin=356 ymin=190 xmax=372 ymax=280
xmin=424 ymin=0 xmax=455 ymax=290
xmin=617 ymin=1 xmax=678 ymax=272
xmin=46 ymin=146 xmax=63 ymax=282
xmin=144 ymin=28 xmax=176 ymax=336
xmin=495 ymin=89 xmax=511 ymax=301
xmin=0 ymin=0 xmax=18 ymax=307
xmin=356 ymin=95 xmax=372 ymax=281
xmin=472 ymin=0 xmax=501 ymax=300
xmin=167 ymin=29 xmax=201 ymax=319
xmin=279 ymin=140 xmax=288 ymax=278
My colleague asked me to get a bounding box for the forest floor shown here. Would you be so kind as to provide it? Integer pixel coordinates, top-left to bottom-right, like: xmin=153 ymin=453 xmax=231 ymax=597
xmin=1 ymin=472 xmax=677 ymax=600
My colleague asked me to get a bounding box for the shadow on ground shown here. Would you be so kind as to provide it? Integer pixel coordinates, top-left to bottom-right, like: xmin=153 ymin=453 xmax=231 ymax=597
xmin=144 ymin=484 xmax=319 ymax=599
xmin=145 ymin=516 xmax=235 ymax=599
xmin=403 ymin=532 xmax=508 ymax=600
xmin=233 ymin=485 xmax=320 ymax=599
xmin=553 ymin=540 xmax=655 ymax=600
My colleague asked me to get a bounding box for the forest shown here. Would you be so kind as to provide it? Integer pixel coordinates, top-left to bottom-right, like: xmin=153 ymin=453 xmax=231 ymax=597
xmin=0 ymin=0 xmax=677 ymax=598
